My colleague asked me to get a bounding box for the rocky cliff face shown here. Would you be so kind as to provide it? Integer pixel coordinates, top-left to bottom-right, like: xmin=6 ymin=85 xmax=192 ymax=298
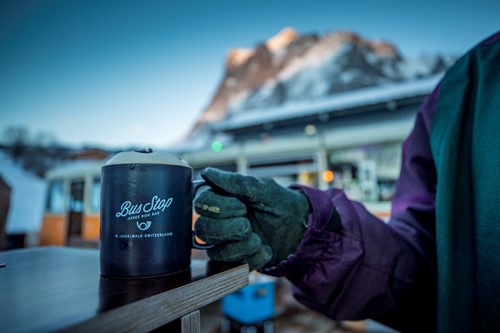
xmin=193 ymin=28 xmax=453 ymax=131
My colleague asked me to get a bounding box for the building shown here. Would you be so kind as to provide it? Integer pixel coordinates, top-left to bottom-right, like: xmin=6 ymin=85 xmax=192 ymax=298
xmin=175 ymin=76 xmax=441 ymax=219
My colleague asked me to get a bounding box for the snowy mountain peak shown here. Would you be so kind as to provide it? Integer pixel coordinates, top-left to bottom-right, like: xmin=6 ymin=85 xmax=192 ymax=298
xmin=266 ymin=27 xmax=298 ymax=52
xmin=193 ymin=28 xmax=455 ymax=132
xmin=226 ymin=48 xmax=254 ymax=68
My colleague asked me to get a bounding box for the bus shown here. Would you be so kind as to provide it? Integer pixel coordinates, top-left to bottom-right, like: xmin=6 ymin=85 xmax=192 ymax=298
xmin=39 ymin=160 xmax=105 ymax=247
xmin=38 ymin=159 xmax=204 ymax=249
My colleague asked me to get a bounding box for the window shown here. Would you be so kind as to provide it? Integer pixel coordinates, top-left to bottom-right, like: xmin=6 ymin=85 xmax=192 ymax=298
xmin=248 ymin=156 xmax=318 ymax=187
xmin=46 ymin=180 xmax=65 ymax=213
xmin=90 ymin=177 xmax=101 ymax=213
xmin=329 ymin=143 xmax=402 ymax=201
xmin=69 ymin=180 xmax=85 ymax=213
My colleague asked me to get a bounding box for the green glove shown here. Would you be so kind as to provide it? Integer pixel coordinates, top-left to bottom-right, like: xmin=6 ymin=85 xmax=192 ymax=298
xmin=194 ymin=167 xmax=311 ymax=271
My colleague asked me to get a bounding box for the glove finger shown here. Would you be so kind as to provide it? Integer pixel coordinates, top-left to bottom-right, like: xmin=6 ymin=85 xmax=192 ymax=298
xmin=201 ymin=167 xmax=266 ymax=203
xmin=244 ymin=245 xmax=273 ymax=271
xmin=194 ymin=216 xmax=251 ymax=245
xmin=206 ymin=233 xmax=262 ymax=262
xmin=194 ymin=188 xmax=247 ymax=218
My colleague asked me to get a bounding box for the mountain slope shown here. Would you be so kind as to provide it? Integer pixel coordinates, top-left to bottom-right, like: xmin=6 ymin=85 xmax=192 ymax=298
xmin=193 ymin=28 xmax=454 ymax=132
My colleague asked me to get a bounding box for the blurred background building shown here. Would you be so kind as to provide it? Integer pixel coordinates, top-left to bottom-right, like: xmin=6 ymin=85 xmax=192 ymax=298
xmin=171 ymin=29 xmax=451 ymax=219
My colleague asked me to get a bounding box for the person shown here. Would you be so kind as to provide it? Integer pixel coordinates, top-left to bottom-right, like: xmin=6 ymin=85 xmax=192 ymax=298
xmin=193 ymin=31 xmax=500 ymax=333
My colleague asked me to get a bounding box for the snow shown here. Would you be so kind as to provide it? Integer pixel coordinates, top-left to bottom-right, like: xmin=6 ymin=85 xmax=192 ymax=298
xmin=279 ymin=41 xmax=346 ymax=79
xmin=398 ymin=57 xmax=437 ymax=78
xmin=227 ymin=40 xmax=451 ymax=117
xmin=45 ymin=159 xmax=105 ymax=178
xmin=0 ymin=151 xmax=47 ymax=234
xmin=215 ymin=75 xmax=442 ymax=131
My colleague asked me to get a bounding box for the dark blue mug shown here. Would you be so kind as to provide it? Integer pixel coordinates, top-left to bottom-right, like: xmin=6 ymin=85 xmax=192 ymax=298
xmin=100 ymin=150 xmax=210 ymax=278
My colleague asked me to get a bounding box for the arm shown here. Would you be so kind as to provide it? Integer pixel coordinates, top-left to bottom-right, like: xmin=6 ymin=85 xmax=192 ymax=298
xmin=264 ymin=86 xmax=440 ymax=332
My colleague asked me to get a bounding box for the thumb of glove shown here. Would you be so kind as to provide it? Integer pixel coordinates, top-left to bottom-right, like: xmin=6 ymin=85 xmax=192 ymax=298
xmin=201 ymin=167 xmax=266 ymax=204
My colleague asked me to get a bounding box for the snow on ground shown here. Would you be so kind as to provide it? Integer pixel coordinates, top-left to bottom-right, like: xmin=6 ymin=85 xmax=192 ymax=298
xmin=0 ymin=151 xmax=47 ymax=234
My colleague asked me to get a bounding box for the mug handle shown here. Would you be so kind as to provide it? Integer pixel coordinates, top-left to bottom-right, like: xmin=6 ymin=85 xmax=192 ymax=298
xmin=192 ymin=180 xmax=214 ymax=250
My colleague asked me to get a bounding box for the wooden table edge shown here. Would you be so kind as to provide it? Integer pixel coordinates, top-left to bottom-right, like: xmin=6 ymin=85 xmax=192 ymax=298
xmin=58 ymin=263 xmax=249 ymax=333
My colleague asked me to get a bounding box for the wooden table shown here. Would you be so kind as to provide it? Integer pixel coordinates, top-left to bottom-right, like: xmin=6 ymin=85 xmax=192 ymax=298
xmin=0 ymin=247 xmax=248 ymax=333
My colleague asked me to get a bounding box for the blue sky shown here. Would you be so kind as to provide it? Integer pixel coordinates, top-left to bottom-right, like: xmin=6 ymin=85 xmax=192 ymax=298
xmin=0 ymin=0 xmax=498 ymax=149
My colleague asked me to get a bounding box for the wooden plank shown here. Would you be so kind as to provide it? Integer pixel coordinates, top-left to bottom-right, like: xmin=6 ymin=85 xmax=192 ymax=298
xmin=181 ymin=311 xmax=201 ymax=333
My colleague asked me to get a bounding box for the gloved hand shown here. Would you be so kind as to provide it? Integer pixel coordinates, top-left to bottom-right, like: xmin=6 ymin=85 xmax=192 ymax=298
xmin=194 ymin=167 xmax=311 ymax=271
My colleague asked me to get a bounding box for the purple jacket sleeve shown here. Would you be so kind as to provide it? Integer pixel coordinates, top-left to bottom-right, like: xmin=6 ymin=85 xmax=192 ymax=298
xmin=263 ymin=86 xmax=440 ymax=331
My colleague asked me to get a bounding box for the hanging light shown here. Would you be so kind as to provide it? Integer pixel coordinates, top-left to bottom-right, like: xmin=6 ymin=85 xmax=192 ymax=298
xmin=322 ymin=170 xmax=334 ymax=183
xmin=211 ymin=140 xmax=223 ymax=152
xmin=304 ymin=124 xmax=317 ymax=136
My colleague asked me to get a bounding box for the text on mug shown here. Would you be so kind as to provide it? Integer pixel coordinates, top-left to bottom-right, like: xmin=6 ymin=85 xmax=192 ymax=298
xmin=115 ymin=195 xmax=174 ymax=218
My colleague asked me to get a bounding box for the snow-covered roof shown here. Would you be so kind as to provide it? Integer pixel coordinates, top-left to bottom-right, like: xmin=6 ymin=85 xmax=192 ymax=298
xmin=45 ymin=160 xmax=105 ymax=179
xmin=214 ymin=75 xmax=442 ymax=131
xmin=0 ymin=151 xmax=47 ymax=234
